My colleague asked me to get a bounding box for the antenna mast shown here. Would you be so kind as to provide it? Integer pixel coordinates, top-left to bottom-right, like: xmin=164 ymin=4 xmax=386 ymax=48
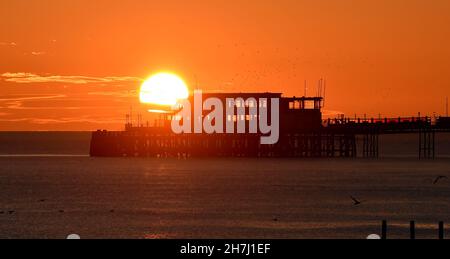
xmin=446 ymin=96 xmax=449 ymax=117
xmin=320 ymin=78 xmax=323 ymax=97
xmin=304 ymin=80 xmax=307 ymax=97
xmin=317 ymin=79 xmax=321 ymax=98
xmin=130 ymin=106 xmax=133 ymax=127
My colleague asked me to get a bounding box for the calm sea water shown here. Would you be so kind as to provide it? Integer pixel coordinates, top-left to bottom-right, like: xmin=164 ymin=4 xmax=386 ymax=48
xmin=0 ymin=132 xmax=450 ymax=239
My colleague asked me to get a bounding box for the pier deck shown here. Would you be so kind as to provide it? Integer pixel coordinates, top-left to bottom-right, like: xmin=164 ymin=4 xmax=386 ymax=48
xmin=90 ymin=116 xmax=450 ymax=159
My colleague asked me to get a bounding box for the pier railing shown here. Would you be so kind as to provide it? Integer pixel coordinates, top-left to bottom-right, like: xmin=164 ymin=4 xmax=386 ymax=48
xmin=324 ymin=116 xmax=432 ymax=126
xmin=322 ymin=116 xmax=442 ymax=135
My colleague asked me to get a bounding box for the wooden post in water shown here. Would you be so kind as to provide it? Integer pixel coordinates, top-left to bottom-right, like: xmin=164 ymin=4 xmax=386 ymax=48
xmin=410 ymin=221 xmax=416 ymax=239
xmin=381 ymin=220 xmax=387 ymax=239
xmin=432 ymin=131 xmax=436 ymax=159
xmin=439 ymin=221 xmax=444 ymax=240
xmin=419 ymin=130 xmax=422 ymax=159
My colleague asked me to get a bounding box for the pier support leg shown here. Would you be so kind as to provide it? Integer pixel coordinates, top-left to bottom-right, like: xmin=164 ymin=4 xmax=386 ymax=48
xmin=419 ymin=129 xmax=435 ymax=159
xmin=363 ymin=133 xmax=379 ymax=158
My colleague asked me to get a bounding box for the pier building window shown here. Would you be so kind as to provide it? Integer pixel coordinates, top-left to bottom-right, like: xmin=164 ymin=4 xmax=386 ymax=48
xmin=305 ymin=100 xmax=315 ymax=109
xmin=259 ymin=100 xmax=267 ymax=108
xmin=289 ymin=101 xmax=302 ymax=109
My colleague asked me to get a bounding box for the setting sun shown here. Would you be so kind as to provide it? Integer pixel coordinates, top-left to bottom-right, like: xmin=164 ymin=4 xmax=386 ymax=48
xmin=139 ymin=73 xmax=189 ymax=106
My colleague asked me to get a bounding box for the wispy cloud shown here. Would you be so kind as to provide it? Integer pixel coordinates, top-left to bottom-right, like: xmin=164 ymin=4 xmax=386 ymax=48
xmin=0 ymin=94 xmax=71 ymax=110
xmin=0 ymin=94 xmax=130 ymax=110
xmin=0 ymin=116 xmax=124 ymax=125
xmin=31 ymin=51 xmax=46 ymax=56
xmin=0 ymin=42 xmax=17 ymax=47
xmin=1 ymin=72 xmax=143 ymax=84
xmin=2 ymin=101 xmax=84 ymax=110
xmin=0 ymin=94 xmax=66 ymax=102
xmin=88 ymin=90 xmax=137 ymax=98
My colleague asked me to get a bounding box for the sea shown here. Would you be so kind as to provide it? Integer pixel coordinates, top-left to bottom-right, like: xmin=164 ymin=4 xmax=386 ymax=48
xmin=0 ymin=132 xmax=450 ymax=239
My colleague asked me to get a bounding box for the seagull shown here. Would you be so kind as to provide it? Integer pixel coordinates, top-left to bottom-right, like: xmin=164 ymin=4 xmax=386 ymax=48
xmin=350 ymin=196 xmax=362 ymax=206
xmin=433 ymin=176 xmax=448 ymax=185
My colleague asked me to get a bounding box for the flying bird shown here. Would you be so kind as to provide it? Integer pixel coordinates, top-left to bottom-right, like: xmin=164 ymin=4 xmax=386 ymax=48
xmin=433 ymin=176 xmax=448 ymax=185
xmin=350 ymin=196 xmax=362 ymax=206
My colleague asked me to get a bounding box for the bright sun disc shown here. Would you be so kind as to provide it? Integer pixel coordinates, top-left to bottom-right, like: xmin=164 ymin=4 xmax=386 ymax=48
xmin=139 ymin=73 xmax=189 ymax=106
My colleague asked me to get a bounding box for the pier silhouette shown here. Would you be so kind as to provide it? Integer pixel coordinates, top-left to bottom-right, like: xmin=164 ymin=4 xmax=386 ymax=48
xmin=90 ymin=92 xmax=450 ymax=159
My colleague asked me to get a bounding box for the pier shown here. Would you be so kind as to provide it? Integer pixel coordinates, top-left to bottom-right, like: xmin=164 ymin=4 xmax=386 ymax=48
xmin=90 ymin=92 xmax=450 ymax=159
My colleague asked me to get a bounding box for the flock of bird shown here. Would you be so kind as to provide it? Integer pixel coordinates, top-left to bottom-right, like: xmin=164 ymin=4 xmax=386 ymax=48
xmin=212 ymin=43 xmax=354 ymax=94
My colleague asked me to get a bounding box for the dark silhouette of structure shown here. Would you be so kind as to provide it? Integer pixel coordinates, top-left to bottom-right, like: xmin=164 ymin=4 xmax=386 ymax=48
xmin=90 ymin=92 xmax=450 ymax=158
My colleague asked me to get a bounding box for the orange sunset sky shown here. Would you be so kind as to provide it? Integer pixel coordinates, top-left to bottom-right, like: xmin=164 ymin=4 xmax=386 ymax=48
xmin=1 ymin=0 xmax=450 ymax=131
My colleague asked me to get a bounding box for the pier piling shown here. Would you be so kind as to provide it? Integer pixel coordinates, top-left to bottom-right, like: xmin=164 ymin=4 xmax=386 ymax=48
xmin=410 ymin=221 xmax=416 ymax=239
xmin=439 ymin=222 xmax=444 ymax=240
